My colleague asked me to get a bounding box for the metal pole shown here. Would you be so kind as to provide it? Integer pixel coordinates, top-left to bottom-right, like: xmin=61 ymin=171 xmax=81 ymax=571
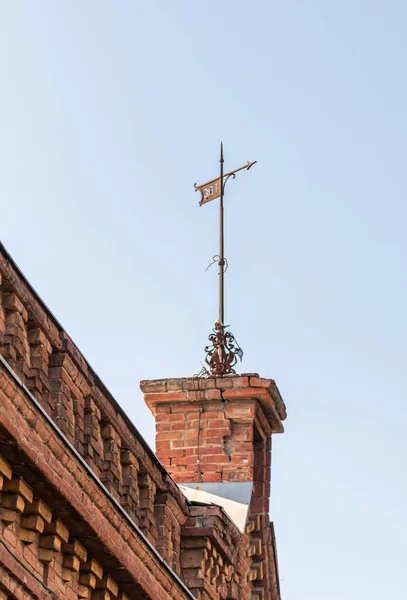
xmin=219 ymin=142 xmax=224 ymax=324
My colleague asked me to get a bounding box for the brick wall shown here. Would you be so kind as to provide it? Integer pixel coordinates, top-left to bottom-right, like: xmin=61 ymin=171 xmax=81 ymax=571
xmin=141 ymin=376 xmax=286 ymax=598
xmin=141 ymin=376 xmax=286 ymax=486
xmin=0 ymin=243 xmax=286 ymax=600
xmin=0 ymin=361 xmax=192 ymax=600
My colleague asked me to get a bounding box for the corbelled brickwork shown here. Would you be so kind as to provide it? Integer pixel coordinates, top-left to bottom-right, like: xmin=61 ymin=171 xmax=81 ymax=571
xmin=0 ymin=242 xmax=286 ymax=600
xmin=142 ymin=377 xmax=286 ymax=599
xmin=142 ymin=376 xmax=286 ymax=486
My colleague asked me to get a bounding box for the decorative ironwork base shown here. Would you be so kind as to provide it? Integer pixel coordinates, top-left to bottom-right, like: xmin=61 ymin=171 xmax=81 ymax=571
xmin=202 ymin=320 xmax=243 ymax=377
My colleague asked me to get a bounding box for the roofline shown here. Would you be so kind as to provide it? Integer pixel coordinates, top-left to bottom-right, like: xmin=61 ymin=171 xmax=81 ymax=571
xmin=0 ymin=352 xmax=196 ymax=600
xmin=0 ymin=241 xmax=168 ymax=478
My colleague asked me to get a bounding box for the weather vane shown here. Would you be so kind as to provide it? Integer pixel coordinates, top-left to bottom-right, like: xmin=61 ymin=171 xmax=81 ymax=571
xmin=194 ymin=143 xmax=257 ymax=376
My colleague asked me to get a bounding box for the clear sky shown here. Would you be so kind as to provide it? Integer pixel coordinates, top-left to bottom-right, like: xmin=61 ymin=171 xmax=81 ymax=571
xmin=1 ymin=2 xmax=406 ymax=598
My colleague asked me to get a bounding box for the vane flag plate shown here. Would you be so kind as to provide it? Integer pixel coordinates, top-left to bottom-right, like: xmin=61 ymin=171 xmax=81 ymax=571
xmin=195 ymin=177 xmax=222 ymax=206
xmin=194 ymin=160 xmax=256 ymax=207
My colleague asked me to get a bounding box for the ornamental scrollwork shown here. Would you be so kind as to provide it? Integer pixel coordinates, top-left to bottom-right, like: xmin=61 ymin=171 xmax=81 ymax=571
xmin=201 ymin=320 xmax=243 ymax=377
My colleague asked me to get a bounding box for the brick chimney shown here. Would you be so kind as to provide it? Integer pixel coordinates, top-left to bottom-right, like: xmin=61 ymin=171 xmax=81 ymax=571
xmin=141 ymin=375 xmax=286 ymax=510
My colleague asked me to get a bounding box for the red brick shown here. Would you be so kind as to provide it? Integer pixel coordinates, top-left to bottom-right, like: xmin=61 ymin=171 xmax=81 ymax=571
xmin=156 ymin=449 xmax=186 ymax=459
xmin=155 ymin=440 xmax=171 ymax=451
xmin=200 ymin=429 xmax=230 ymax=439
xmin=156 ymin=431 xmax=184 ymax=441
xmin=207 ymin=419 xmax=229 ymax=429
xmin=184 ymin=448 xmax=198 ymax=456
xmin=171 ymin=404 xmax=201 ymax=414
xmin=225 ymin=403 xmax=256 ymax=419
xmin=203 ymin=389 xmax=222 ymax=400
xmin=156 ymin=413 xmax=186 ymax=423
xmin=249 ymin=376 xmax=272 ymax=388
xmin=201 ymin=473 xmax=222 ymax=483
xmin=201 ymin=455 xmax=229 ymax=464
xmin=146 ymin=391 xmax=190 ymax=403
xmin=155 ymin=404 xmax=171 ymax=414
xmin=174 ymin=473 xmax=199 ymax=483
xmin=230 ymin=376 xmax=250 ymax=388
xmin=171 ymin=456 xmax=199 ymax=466
xmin=0 ymin=243 xmax=286 ymax=600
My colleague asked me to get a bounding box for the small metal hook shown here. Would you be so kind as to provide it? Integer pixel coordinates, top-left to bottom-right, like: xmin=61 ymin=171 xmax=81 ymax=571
xmin=205 ymin=255 xmax=228 ymax=273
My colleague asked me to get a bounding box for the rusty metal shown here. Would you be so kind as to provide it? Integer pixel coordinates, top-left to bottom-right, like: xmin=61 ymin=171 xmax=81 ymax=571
xmin=195 ymin=176 xmax=221 ymax=205
xmin=219 ymin=143 xmax=224 ymax=325
xmin=195 ymin=144 xmax=256 ymax=377
xmin=202 ymin=320 xmax=244 ymax=377
xmin=194 ymin=161 xmax=257 ymax=206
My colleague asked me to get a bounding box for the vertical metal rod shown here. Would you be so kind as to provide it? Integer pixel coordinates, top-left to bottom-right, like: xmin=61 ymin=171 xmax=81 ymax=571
xmin=219 ymin=142 xmax=224 ymax=324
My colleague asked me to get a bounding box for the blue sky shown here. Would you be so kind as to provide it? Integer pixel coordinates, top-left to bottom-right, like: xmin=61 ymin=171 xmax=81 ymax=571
xmin=1 ymin=2 xmax=407 ymax=598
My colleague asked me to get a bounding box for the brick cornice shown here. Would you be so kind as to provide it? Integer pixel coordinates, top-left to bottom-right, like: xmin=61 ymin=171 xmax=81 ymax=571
xmin=141 ymin=375 xmax=286 ymax=433
xmin=0 ymin=357 xmax=195 ymax=600
xmin=0 ymin=243 xmax=183 ymax=497
xmin=0 ymin=542 xmax=54 ymax=600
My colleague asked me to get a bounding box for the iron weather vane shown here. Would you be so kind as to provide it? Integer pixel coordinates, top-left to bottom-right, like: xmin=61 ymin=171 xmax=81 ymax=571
xmin=194 ymin=143 xmax=257 ymax=377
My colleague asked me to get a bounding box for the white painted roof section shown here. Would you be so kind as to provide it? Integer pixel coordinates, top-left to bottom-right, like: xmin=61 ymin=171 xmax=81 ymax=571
xmin=179 ymin=482 xmax=253 ymax=533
